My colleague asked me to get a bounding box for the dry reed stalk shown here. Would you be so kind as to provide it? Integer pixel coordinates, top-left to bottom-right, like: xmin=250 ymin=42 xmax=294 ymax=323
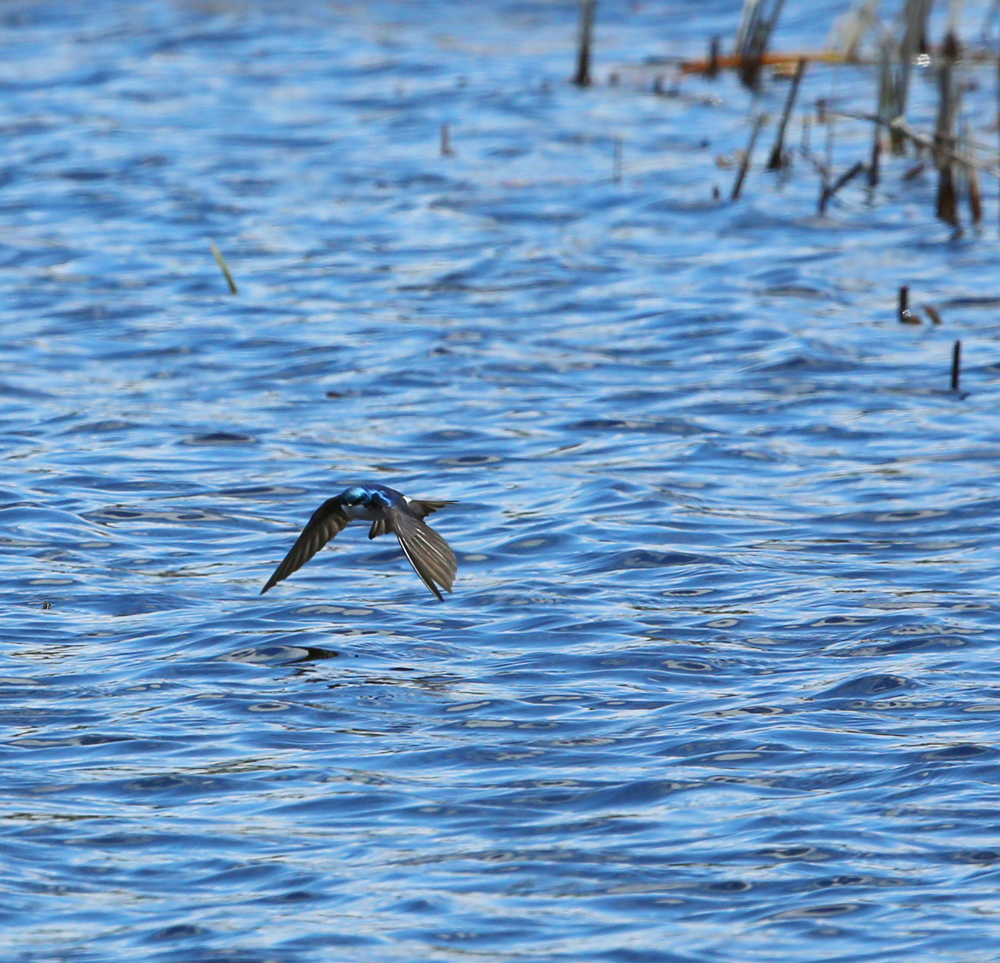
xmin=968 ymin=163 xmax=983 ymax=222
xmin=961 ymin=115 xmax=984 ymax=223
xmin=870 ymin=42 xmax=896 ymax=185
xmin=898 ymin=284 xmax=920 ymax=323
xmin=735 ymin=0 xmax=787 ymax=89
xmin=573 ymin=0 xmax=597 ymax=87
xmin=935 ymin=31 xmax=961 ymax=225
xmin=732 ymin=114 xmax=767 ymax=200
xmin=951 ymin=339 xmax=962 ymax=390
xmin=708 ymin=36 xmax=721 ymax=77
xmin=869 ymin=125 xmax=882 ymax=186
xmin=819 ymin=160 xmax=866 ymax=212
xmin=828 ymin=0 xmax=882 ymax=62
xmin=891 ymin=0 xmax=934 ymax=153
xmin=767 ymin=58 xmax=807 ymax=169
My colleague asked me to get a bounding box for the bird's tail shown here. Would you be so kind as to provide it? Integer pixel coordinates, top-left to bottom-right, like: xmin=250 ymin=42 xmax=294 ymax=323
xmin=408 ymin=499 xmax=456 ymax=519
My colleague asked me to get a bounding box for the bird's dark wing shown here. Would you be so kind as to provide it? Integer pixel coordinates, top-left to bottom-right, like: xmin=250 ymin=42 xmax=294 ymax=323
xmin=388 ymin=506 xmax=457 ymax=600
xmin=261 ymin=498 xmax=350 ymax=594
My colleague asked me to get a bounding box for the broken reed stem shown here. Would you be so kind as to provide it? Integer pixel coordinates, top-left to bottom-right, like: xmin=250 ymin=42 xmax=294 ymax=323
xmin=968 ymin=156 xmax=983 ymax=224
xmin=210 ymin=243 xmax=238 ymax=295
xmin=937 ymin=168 xmax=958 ymax=226
xmin=871 ymin=42 xmax=894 ymax=187
xmin=869 ymin=125 xmax=882 ymax=187
xmin=823 ymin=98 xmax=835 ymax=173
xmin=935 ymin=32 xmax=961 ymax=227
xmin=897 ymin=284 xmax=920 ymax=323
xmin=707 ymin=36 xmax=721 ymax=78
xmin=767 ymin=57 xmax=807 ymax=170
xmin=731 ymin=114 xmax=767 ymax=201
xmin=573 ymin=0 xmax=597 ymax=87
xmin=819 ymin=160 xmax=865 ymax=213
xmin=951 ymin=339 xmax=962 ymax=390
xmin=891 ymin=0 xmax=934 ymax=153
xmin=613 ymin=136 xmax=622 ymax=183
xmin=735 ymin=0 xmax=787 ymax=90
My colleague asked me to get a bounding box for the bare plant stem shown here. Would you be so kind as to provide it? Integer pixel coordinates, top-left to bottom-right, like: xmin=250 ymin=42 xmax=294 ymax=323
xmin=732 ymin=114 xmax=767 ymax=200
xmin=573 ymin=0 xmax=597 ymax=87
xmin=767 ymin=58 xmax=807 ymax=170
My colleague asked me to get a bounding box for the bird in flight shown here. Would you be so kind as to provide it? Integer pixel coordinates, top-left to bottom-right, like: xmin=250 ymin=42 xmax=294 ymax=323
xmin=261 ymin=484 xmax=457 ymax=599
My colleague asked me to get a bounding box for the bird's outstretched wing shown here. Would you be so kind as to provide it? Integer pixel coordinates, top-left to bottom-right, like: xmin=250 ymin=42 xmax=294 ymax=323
xmin=261 ymin=498 xmax=350 ymax=594
xmin=388 ymin=506 xmax=457 ymax=600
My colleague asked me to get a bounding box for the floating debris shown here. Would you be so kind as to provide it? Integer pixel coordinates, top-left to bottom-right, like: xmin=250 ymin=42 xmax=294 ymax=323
xmin=210 ymin=242 xmax=238 ymax=295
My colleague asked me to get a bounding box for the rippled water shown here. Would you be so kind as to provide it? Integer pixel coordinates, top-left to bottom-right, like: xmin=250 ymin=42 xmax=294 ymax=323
xmin=4 ymin=1 xmax=1000 ymax=960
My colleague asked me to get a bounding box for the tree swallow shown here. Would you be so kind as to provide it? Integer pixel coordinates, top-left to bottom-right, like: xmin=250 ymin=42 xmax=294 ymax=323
xmin=261 ymin=484 xmax=457 ymax=600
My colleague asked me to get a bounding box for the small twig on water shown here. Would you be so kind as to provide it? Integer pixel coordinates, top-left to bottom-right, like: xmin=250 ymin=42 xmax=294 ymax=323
xmin=573 ymin=0 xmax=597 ymax=88
xmin=767 ymin=57 xmax=807 ymax=170
xmin=924 ymin=304 xmax=943 ymax=324
xmin=210 ymin=243 xmax=238 ymax=295
xmin=731 ymin=114 xmax=767 ymax=201
xmin=951 ymin=339 xmax=962 ymax=391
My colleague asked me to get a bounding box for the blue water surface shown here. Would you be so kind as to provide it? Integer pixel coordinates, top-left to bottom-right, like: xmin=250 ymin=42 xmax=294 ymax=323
xmin=3 ymin=1 xmax=1000 ymax=960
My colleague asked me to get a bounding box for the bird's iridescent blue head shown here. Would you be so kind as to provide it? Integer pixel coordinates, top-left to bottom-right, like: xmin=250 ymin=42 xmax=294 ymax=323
xmin=341 ymin=486 xmax=369 ymax=507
